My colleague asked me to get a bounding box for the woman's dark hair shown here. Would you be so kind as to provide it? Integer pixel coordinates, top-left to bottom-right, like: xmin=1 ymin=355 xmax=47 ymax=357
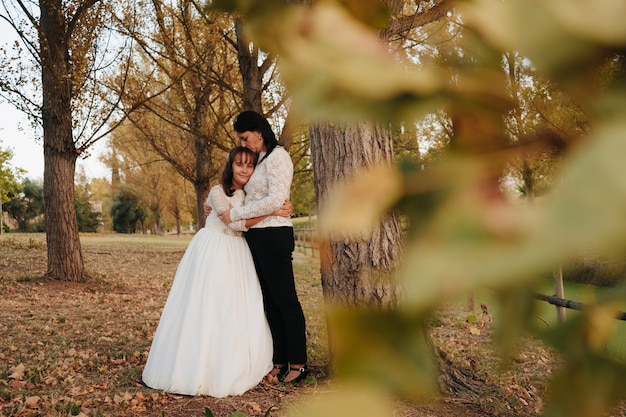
xmin=221 ymin=146 xmax=258 ymax=196
xmin=233 ymin=111 xmax=279 ymax=160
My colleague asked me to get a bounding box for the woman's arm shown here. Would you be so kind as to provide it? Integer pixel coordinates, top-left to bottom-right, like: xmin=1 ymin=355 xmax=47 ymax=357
xmin=244 ymin=200 xmax=294 ymax=228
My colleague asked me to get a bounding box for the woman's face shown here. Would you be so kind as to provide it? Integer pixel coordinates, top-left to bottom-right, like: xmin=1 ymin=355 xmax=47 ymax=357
xmin=231 ymin=152 xmax=255 ymax=189
xmin=236 ymin=130 xmax=266 ymax=153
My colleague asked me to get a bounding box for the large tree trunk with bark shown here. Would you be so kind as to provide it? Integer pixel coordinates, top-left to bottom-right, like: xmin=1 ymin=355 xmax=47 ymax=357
xmin=235 ymin=18 xmax=263 ymax=113
xmin=191 ymin=102 xmax=213 ymax=227
xmin=309 ymin=122 xmax=404 ymax=309
xmin=40 ymin=0 xmax=86 ymax=281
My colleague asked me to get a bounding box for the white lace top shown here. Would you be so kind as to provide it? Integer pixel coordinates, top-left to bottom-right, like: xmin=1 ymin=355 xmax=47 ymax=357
xmin=230 ymin=146 xmax=293 ymax=229
xmin=205 ymin=186 xmax=248 ymax=234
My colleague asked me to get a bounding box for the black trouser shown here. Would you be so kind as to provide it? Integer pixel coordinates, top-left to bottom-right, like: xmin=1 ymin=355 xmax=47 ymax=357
xmin=245 ymin=227 xmax=307 ymax=365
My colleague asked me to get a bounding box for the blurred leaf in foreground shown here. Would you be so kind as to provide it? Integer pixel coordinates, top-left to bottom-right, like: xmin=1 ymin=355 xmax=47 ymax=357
xmin=328 ymin=308 xmax=437 ymax=400
xmin=318 ymin=164 xmax=403 ymax=239
xmin=296 ymin=382 xmax=393 ymax=417
xmin=540 ymin=311 xmax=626 ymax=417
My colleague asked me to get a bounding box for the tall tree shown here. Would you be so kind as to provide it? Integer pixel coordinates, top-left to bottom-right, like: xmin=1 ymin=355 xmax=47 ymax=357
xmin=113 ymin=1 xmax=240 ymax=228
xmin=0 ymin=0 xmax=131 ymax=280
xmin=107 ymin=121 xmax=194 ymax=234
xmin=110 ymin=187 xmax=146 ymax=233
xmin=74 ymin=171 xmax=102 ymax=233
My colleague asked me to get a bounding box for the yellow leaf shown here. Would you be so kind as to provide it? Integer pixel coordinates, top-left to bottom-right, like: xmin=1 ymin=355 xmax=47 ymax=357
xmin=584 ymin=302 xmax=620 ymax=352
xmin=319 ymin=165 xmax=403 ymax=238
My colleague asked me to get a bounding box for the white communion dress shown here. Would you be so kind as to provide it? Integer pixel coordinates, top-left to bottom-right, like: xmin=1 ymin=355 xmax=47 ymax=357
xmin=142 ymin=186 xmax=273 ymax=397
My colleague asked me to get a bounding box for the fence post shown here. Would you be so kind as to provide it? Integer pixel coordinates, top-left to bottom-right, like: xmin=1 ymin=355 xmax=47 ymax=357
xmin=553 ymin=265 xmax=566 ymax=323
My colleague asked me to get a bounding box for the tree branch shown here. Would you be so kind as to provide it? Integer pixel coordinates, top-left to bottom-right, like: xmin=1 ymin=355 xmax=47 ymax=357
xmin=65 ymin=0 xmax=101 ymax=43
xmin=380 ymin=0 xmax=453 ymax=40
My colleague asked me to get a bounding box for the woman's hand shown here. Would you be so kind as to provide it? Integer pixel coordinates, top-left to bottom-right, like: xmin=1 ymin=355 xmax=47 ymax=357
xmin=217 ymin=210 xmax=232 ymax=224
xmin=273 ymin=200 xmax=294 ymax=218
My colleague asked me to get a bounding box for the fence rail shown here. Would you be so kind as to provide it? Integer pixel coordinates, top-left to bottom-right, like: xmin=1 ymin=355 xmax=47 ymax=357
xmin=533 ymin=292 xmax=626 ymax=321
xmin=293 ymin=226 xmax=318 ymax=258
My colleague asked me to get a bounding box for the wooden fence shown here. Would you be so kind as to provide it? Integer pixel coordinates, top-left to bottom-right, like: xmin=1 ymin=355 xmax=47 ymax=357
xmin=293 ymin=225 xmax=318 ymax=258
xmin=533 ymin=292 xmax=626 ymax=321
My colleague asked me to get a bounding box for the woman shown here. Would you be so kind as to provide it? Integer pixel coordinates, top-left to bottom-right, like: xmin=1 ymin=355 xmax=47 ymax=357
xmin=142 ymin=146 xmax=290 ymax=397
xmin=218 ymin=111 xmax=308 ymax=384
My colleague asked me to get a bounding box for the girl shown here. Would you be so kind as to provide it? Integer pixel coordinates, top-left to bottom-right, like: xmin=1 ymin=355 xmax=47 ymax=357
xmin=143 ymin=146 xmax=290 ymax=397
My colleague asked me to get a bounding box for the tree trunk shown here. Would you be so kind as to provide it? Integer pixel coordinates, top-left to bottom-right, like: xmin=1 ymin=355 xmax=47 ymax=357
xmin=235 ymin=18 xmax=263 ymax=113
xmin=309 ymin=121 xmax=403 ymax=309
xmin=194 ymin=134 xmax=212 ymax=228
xmin=40 ymin=0 xmax=86 ymax=282
xmin=309 ymin=120 xmax=403 ymax=373
xmin=175 ymin=204 xmax=182 ymax=235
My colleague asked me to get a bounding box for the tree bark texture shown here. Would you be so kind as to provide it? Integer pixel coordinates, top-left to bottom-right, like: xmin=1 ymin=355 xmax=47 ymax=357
xmin=191 ymin=106 xmax=213 ymax=228
xmin=40 ymin=0 xmax=86 ymax=281
xmin=235 ymin=18 xmax=263 ymax=113
xmin=309 ymin=122 xmax=404 ymax=309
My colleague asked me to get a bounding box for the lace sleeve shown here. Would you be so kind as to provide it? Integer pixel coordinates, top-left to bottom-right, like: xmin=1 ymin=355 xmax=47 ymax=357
xmin=229 ymin=219 xmax=248 ymax=232
xmin=207 ymin=185 xmax=230 ymax=213
xmin=231 ymin=148 xmax=293 ymax=220
xmin=207 ymin=186 xmax=248 ymax=232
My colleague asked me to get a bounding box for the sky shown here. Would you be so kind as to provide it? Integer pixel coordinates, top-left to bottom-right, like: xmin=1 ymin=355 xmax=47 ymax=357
xmin=0 ymin=103 xmax=45 ymax=180
xmin=0 ymin=17 xmax=109 ymax=181
xmin=0 ymin=102 xmax=109 ymax=180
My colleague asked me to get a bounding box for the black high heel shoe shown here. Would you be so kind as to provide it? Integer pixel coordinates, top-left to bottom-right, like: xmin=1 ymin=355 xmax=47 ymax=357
xmin=269 ymin=364 xmax=288 ymax=382
xmin=282 ymin=365 xmax=309 ymax=384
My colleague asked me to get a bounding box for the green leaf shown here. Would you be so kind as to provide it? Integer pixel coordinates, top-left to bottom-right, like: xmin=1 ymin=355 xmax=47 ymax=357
xmin=542 ymin=351 xmax=626 ymax=417
xmin=468 ymin=325 xmax=481 ymax=336
xmin=263 ymin=405 xmax=275 ymax=417
xmin=399 ymin=113 xmax=626 ymax=309
xmin=329 ymin=308 xmax=437 ymax=400
xmin=460 ymin=0 xmax=626 ymax=81
xmin=532 ymin=117 xmax=626 ymax=256
xmin=249 ymin=1 xmax=446 ymax=123
xmin=207 ymin=0 xmax=286 ymax=16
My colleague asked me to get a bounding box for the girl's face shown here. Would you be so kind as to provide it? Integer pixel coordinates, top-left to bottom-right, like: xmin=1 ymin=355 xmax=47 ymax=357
xmin=231 ymin=152 xmax=255 ymax=189
xmin=236 ymin=130 xmax=266 ymax=153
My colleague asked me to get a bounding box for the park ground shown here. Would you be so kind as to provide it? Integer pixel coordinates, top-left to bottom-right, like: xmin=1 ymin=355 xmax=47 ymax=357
xmin=1 ymin=233 xmax=625 ymax=417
